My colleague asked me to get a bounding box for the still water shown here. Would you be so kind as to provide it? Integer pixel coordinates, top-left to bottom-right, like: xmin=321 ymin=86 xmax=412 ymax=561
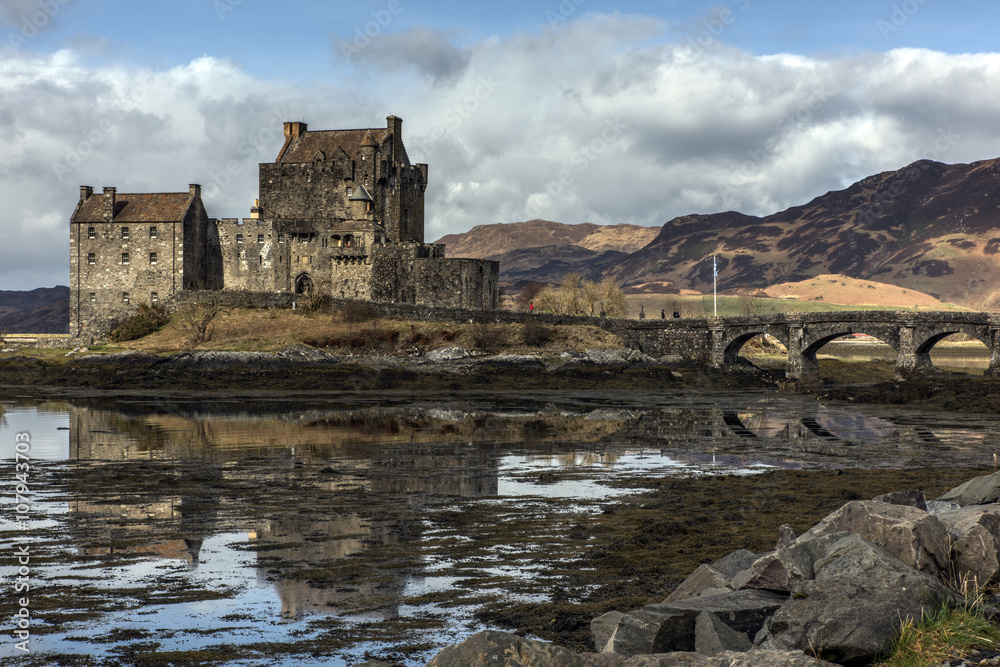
xmin=1 ymin=390 xmax=997 ymax=666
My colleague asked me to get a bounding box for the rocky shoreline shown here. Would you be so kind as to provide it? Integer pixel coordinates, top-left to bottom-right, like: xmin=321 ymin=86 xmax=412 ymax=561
xmin=0 ymin=345 xmax=779 ymax=393
xmin=358 ymin=471 xmax=1000 ymax=667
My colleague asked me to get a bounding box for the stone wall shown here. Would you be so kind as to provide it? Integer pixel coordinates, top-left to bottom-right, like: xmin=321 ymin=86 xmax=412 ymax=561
xmin=217 ymin=218 xmax=280 ymax=292
xmin=413 ymin=258 xmax=500 ymax=310
xmin=71 ymin=218 xmax=188 ymax=340
xmin=259 ymin=161 xmax=355 ymax=222
xmin=3 ymin=334 xmax=73 ymax=349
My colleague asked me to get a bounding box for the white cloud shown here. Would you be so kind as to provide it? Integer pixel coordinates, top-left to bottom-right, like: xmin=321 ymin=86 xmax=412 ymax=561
xmin=4 ymin=18 xmax=1000 ymax=290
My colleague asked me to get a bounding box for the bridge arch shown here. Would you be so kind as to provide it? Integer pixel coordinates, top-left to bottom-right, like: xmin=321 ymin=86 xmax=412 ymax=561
xmin=721 ymin=324 xmax=790 ymax=364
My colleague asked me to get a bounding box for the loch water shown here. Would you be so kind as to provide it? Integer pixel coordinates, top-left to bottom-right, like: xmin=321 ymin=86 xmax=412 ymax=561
xmin=1 ymin=388 xmax=997 ymax=666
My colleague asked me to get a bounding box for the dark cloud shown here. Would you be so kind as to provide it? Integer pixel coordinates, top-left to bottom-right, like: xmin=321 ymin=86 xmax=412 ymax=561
xmin=333 ymin=26 xmax=471 ymax=87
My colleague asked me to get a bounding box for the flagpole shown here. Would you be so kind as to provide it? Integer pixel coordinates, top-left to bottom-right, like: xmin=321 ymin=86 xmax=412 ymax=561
xmin=713 ymin=255 xmax=717 ymax=317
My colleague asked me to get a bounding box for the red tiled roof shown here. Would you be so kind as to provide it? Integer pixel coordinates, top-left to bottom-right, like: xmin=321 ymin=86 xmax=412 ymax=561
xmin=71 ymin=193 xmax=193 ymax=223
xmin=279 ymin=128 xmax=391 ymax=163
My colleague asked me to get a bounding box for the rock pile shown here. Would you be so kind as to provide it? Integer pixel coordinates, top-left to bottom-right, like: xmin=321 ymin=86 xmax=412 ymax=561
xmin=419 ymin=471 xmax=1000 ymax=667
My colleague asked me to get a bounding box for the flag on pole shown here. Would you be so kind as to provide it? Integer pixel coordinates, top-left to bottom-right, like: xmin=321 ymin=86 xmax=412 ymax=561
xmin=712 ymin=255 xmax=717 ymax=317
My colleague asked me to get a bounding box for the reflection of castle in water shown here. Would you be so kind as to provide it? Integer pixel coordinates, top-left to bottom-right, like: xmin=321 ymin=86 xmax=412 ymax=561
xmin=56 ymin=396 xmax=983 ymax=623
xmin=62 ymin=403 xmax=525 ymax=620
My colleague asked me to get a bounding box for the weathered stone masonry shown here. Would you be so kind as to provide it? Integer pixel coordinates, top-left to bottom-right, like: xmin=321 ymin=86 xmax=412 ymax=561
xmin=618 ymin=311 xmax=1000 ymax=383
xmin=70 ymin=116 xmax=498 ymax=340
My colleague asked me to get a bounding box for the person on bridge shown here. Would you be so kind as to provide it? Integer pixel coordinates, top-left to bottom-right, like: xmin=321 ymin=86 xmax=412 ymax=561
xmin=673 ymin=310 xmax=680 ymax=318
xmin=661 ymin=309 xmax=666 ymax=319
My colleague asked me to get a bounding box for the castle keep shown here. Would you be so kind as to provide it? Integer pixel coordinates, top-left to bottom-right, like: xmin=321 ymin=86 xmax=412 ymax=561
xmin=70 ymin=116 xmax=499 ymax=339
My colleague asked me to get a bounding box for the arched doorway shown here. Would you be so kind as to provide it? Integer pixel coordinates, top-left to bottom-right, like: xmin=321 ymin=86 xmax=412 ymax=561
xmin=295 ymin=273 xmax=314 ymax=294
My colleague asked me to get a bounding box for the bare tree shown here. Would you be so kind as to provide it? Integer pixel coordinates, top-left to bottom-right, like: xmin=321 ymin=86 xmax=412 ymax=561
xmin=175 ymin=297 xmax=230 ymax=347
xmin=515 ymin=282 xmax=545 ymax=311
xmin=582 ymin=279 xmax=603 ymax=315
xmin=601 ymin=278 xmax=628 ymax=317
xmin=739 ymin=290 xmax=767 ymax=316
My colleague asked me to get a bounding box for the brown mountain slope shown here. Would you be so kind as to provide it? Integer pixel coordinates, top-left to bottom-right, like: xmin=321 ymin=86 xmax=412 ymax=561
xmin=606 ymin=158 xmax=1000 ymax=309
xmin=0 ymin=286 xmax=70 ymax=333
xmin=435 ymin=220 xmax=658 ymax=259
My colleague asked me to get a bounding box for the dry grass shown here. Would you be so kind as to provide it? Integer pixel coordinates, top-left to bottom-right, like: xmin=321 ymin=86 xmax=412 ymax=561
xmin=873 ymin=596 xmax=1000 ymax=667
xmin=116 ymin=307 xmax=623 ymax=355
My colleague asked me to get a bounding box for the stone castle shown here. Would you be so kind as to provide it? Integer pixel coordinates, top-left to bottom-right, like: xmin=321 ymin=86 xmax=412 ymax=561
xmin=69 ymin=115 xmax=499 ymax=339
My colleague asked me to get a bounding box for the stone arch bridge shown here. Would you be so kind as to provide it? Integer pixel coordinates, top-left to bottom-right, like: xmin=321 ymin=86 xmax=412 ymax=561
xmin=610 ymin=311 xmax=1000 ymax=384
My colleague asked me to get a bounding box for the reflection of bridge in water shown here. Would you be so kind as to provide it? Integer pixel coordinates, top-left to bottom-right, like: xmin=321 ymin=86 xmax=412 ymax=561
xmin=612 ymin=310 xmax=1000 ymax=385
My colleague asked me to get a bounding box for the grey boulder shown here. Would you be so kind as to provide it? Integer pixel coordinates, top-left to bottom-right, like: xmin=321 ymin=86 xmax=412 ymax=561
xmin=425 ymin=630 xmax=611 ymax=667
xmin=732 ymin=532 xmax=855 ymax=592
xmin=663 ymin=549 xmax=760 ymax=603
xmin=937 ymin=504 xmax=1000 ymax=588
xmin=615 ymin=650 xmax=838 ymax=666
xmin=938 ymin=471 xmax=1000 ymax=507
xmin=606 ymin=590 xmax=786 ymax=657
xmin=755 ymin=570 xmax=950 ymax=667
xmin=799 ymin=500 xmax=950 ymax=576
xmin=694 ymin=610 xmax=752 ymax=655
xmin=872 ymin=489 xmax=927 ymax=511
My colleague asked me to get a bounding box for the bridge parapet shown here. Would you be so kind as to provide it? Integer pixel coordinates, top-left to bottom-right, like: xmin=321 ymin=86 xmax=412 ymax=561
xmin=614 ymin=310 xmax=1000 ymax=384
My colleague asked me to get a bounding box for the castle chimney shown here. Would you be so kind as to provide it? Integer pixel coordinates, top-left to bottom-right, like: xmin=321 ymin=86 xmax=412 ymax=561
xmin=250 ymin=198 xmax=262 ymax=219
xmin=189 ymin=184 xmax=201 ymax=198
xmin=102 ymin=186 xmax=116 ymax=222
xmin=387 ymin=115 xmax=402 ymax=162
xmin=283 ymin=121 xmax=307 ymax=140
xmin=80 ymin=185 xmax=93 ymax=201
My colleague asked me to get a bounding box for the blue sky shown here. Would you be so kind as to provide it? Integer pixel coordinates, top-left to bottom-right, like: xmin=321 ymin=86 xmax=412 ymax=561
xmin=3 ymin=0 xmax=1000 ymax=289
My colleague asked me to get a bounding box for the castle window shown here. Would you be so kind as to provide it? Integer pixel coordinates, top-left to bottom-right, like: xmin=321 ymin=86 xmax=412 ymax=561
xmin=278 ymin=234 xmax=285 ymax=244
xmin=151 ymin=292 xmax=158 ymax=303
xmin=149 ymin=252 xmax=157 ymax=265
xmin=123 ymin=292 xmax=130 ymax=304
xmin=121 ymin=226 xmax=129 ymax=240
xmin=87 ymin=252 xmax=96 ymax=265
xmin=87 ymin=226 xmax=95 ymax=239
xmin=121 ymin=252 xmax=129 ymax=265
xmin=89 ymin=292 xmax=96 ymax=302
xmin=322 ymin=237 xmax=328 ymax=248
xmin=236 ymin=233 xmax=244 ymax=243
xmin=258 ymin=234 xmax=264 ymax=244
xmin=150 ymin=226 xmax=157 ymax=239
xmin=346 ymin=187 xmax=352 ymax=196
xmin=344 ymin=235 xmax=353 ymax=247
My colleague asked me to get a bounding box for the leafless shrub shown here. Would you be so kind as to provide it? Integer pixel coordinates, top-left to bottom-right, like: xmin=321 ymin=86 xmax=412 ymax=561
xmin=301 ymin=290 xmax=332 ymax=314
xmin=739 ymin=290 xmax=767 ymax=316
xmin=340 ymin=300 xmax=376 ymax=324
xmin=522 ymin=317 xmax=552 ymax=347
xmin=472 ymin=295 xmax=503 ymax=352
xmin=175 ymin=298 xmax=230 ymax=347
xmin=515 ymin=282 xmax=545 ymax=311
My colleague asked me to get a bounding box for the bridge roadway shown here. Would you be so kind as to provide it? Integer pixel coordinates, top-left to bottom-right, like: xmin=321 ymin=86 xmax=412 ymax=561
xmin=610 ymin=310 xmax=1000 ymax=385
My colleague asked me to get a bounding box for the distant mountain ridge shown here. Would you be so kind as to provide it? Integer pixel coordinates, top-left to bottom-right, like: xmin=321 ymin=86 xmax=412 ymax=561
xmin=436 ymin=220 xmax=659 ymax=258
xmin=434 ymin=220 xmax=660 ymax=287
xmin=607 ymin=158 xmax=1000 ymax=309
xmin=438 ymin=158 xmax=1000 ymax=309
xmin=0 ymin=287 xmax=69 ymax=334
